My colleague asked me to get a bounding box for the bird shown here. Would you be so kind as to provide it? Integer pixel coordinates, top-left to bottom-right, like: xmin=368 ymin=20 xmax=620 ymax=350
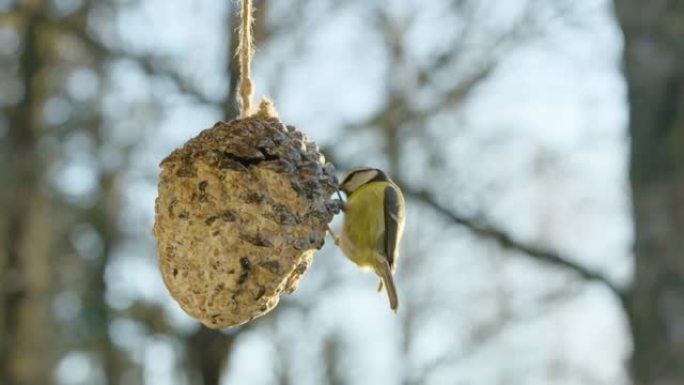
xmin=330 ymin=167 xmax=406 ymax=312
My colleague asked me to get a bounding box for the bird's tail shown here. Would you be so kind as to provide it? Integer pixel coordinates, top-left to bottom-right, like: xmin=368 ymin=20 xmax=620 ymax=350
xmin=376 ymin=259 xmax=398 ymax=312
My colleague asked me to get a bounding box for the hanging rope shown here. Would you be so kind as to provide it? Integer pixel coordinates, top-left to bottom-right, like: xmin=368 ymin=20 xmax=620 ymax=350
xmin=236 ymin=0 xmax=254 ymax=117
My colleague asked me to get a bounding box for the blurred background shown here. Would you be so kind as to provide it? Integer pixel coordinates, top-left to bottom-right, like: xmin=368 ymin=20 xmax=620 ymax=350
xmin=1 ymin=0 xmax=682 ymax=384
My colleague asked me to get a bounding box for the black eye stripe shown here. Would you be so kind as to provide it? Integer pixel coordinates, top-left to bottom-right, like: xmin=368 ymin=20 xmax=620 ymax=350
xmin=369 ymin=170 xmax=388 ymax=183
xmin=340 ymin=168 xmax=390 ymax=193
xmin=340 ymin=171 xmax=358 ymax=186
xmin=341 ymin=168 xmax=374 ymax=186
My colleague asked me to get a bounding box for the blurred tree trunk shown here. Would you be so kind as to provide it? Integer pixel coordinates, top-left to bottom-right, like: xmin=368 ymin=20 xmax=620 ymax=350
xmin=187 ymin=327 xmax=237 ymax=385
xmin=88 ymin=178 xmax=126 ymax=385
xmin=615 ymin=1 xmax=684 ymax=384
xmin=0 ymin=5 xmax=57 ymax=385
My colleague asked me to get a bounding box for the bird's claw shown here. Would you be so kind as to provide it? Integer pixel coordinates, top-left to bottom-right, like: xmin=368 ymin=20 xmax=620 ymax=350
xmin=327 ymin=199 xmax=345 ymax=215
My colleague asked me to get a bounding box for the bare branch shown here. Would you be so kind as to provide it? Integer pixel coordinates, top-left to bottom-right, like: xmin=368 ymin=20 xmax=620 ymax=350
xmin=50 ymin=15 xmax=216 ymax=105
xmin=401 ymin=184 xmax=627 ymax=301
xmin=411 ymin=284 xmax=585 ymax=384
xmin=323 ymin=147 xmax=625 ymax=304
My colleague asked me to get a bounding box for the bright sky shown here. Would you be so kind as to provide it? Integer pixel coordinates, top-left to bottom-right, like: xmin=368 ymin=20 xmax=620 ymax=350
xmin=53 ymin=0 xmax=634 ymax=384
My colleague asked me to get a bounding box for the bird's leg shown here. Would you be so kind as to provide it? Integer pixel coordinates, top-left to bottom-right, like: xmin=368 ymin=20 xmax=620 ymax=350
xmin=326 ymin=186 xmax=344 ymax=245
xmin=327 ymin=187 xmax=346 ymax=214
xmin=326 ymin=225 xmax=340 ymax=246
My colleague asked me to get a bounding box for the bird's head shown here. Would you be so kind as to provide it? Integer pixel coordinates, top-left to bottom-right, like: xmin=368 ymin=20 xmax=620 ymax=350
xmin=340 ymin=167 xmax=389 ymax=196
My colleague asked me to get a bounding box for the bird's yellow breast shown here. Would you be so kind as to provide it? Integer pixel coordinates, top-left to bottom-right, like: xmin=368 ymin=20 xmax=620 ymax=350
xmin=339 ymin=182 xmax=387 ymax=269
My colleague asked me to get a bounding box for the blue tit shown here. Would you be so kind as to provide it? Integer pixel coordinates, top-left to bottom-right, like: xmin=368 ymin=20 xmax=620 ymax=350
xmin=332 ymin=167 xmax=406 ymax=312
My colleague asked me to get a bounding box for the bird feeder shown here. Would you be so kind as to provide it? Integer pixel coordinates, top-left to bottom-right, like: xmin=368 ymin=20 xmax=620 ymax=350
xmin=153 ymin=103 xmax=338 ymax=328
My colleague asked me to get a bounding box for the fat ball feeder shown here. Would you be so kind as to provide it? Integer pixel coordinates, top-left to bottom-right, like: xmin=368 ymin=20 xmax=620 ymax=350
xmin=152 ymin=0 xmax=339 ymax=328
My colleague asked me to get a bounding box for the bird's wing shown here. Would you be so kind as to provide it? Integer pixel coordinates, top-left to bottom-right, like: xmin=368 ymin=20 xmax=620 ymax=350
xmin=384 ymin=185 xmax=401 ymax=269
